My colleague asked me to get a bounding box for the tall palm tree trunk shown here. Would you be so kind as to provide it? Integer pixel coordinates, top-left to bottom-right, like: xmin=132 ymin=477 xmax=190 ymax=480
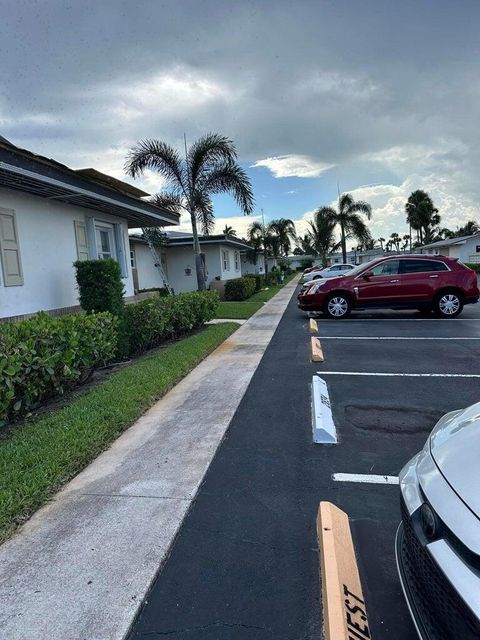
xmin=340 ymin=224 xmax=347 ymax=263
xmin=190 ymin=212 xmax=206 ymax=291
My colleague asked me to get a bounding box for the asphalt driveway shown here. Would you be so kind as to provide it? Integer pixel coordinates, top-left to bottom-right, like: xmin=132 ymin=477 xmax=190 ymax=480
xmin=128 ymin=288 xmax=480 ymax=639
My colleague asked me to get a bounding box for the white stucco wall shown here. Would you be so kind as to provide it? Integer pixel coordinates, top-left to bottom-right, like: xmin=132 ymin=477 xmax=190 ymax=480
xmin=131 ymin=241 xmax=165 ymax=291
xmin=132 ymin=240 xmax=247 ymax=294
xmin=0 ymin=188 xmax=134 ymax=318
xmin=241 ymin=254 xmax=265 ymax=275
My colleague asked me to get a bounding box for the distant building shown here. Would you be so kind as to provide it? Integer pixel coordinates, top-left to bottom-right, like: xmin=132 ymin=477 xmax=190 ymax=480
xmin=419 ymin=234 xmax=480 ymax=264
xmin=129 ymin=231 xmax=251 ymax=294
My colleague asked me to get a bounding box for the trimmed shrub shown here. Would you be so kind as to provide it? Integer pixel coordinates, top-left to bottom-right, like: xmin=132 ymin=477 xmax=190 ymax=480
xmin=300 ymin=258 xmax=314 ymax=270
xmin=75 ymin=259 xmax=125 ymax=315
xmin=124 ymin=290 xmax=219 ymax=354
xmin=224 ymin=277 xmax=256 ymax=301
xmin=465 ymin=263 xmax=480 ymax=273
xmin=265 ymin=271 xmax=281 ymax=286
xmin=0 ymin=312 xmax=118 ymax=424
xmin=243 ymin=273 xmax=263 ymax=291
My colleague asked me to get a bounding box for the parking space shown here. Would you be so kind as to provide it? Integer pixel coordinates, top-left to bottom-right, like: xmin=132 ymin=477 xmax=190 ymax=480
xmin=313 ymin=301 xmax=480 ymax=638
xmin=128 ymin=289 xmax=480 ymax=640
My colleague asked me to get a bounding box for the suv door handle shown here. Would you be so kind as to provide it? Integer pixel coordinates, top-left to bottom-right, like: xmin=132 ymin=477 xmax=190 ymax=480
xmin=390 ymin=279 xmax=399 ymax=283
xmin=429 ymin=275 xmax=439 ymax=278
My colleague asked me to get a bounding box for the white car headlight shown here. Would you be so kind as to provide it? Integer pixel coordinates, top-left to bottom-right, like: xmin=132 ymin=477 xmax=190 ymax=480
xmin=306 ymin=281 xmax=327 ymax=295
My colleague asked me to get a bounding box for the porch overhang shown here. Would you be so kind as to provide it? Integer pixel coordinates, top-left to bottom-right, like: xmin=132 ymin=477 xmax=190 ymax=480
xmin=0 ymin=144 xmax=179 ymax=228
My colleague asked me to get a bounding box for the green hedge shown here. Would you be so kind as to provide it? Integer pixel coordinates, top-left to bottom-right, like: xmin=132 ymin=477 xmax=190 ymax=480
xmin=243 ymin=273 xmax=263 ymax=291
xmin=124 ymin=291 xmax=219 ymax=354
xmin=465 ymin=263 xmax=480 ymax=273
xmin=74 ymin=259 xmax=125 ymax=315
xmin=0 ymin=291 xmax=220 ymax=424
xmin=224 ymin=277 xmax=257 ymax=301
xmin=265 ymin=271 xmax=281 ymax=286
xmin=0 ymin=312 xmax=118 ymax=424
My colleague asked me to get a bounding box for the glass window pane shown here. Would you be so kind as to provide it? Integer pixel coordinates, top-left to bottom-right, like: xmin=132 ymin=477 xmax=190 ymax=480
xmin=371 ymin=260 xmax=399 ymax=276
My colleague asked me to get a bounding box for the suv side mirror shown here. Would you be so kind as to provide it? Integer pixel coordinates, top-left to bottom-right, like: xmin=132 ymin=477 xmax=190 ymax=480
xmin=362 ymin=270 xmax=374 ymax=280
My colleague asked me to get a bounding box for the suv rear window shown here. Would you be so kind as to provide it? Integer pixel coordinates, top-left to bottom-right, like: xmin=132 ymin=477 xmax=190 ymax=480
xmin=400 ymin=259 xmax=448 ymax=273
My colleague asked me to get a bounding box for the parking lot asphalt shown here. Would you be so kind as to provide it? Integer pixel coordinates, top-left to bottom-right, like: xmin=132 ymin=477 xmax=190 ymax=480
xmin=128 ymin=288 xmax=480 ymax=640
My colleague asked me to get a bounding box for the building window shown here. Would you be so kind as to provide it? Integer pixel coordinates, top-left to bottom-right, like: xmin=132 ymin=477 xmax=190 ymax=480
xmin=222 ymin=249 xmax=230 ymax=271
xmin=476 ymin=245 xmax=480 ymax=253
xmin=130 ymin=249 xmax=136 ymax=269
xmin=234 ymin=251 xmax=240 ymax=271
xmin=95 ymin=224 xmax=115 ymax=260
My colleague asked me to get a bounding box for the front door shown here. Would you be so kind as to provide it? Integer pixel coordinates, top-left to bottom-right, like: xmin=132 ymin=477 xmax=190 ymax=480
xmin=355 ymin=259 xmax=401 ymax=305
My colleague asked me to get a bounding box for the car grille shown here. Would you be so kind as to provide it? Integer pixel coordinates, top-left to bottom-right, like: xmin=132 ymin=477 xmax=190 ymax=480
xmin=400 ymin=498 xmax=480 ymax=639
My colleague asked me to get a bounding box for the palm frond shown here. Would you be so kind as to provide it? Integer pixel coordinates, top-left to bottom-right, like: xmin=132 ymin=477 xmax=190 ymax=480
xmin=125 ymin=139 xmax=186 ymax=194
xmin=314 ymin=206 xmax=337 ymax=223
xmin=188 ymin=133 xmax=238 ymax=186
xmin=151 ymin=191 xmax=184 ymax=215
xmin=201 ymin=162 xmax=254 ymax=215
xmin=348 ymin=200 xmax=372 ymax=220
xmin=192 ymin=191 xmax=215 ymax=235
xmin=344 ymin=214 xmax=372 ymax=245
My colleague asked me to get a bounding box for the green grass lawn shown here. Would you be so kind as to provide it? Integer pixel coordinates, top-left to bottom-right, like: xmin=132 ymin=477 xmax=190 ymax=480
xmin=214 ymin=272 xmax=299 ymax=319
xmin=215 ymin=301 xmax=263 ymax=319
xmin=0 ymin=322 xmax=238 ymax=542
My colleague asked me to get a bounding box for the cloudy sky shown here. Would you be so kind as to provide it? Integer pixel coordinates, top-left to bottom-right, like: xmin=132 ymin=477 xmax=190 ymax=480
xmin=1 ymin=0 xmax=480 ymax=242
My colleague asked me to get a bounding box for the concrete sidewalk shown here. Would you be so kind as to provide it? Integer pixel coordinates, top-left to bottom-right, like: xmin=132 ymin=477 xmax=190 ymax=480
xmin=0 ymin=275 xmax=299 ymax=640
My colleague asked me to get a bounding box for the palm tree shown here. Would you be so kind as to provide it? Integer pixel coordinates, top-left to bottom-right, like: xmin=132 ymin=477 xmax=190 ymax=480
xmin=402 ymin=234 xmax=410 ymax=251
xmin=269 ymin=218 xmax=297 ymax=256
xmin=125 ymin=133 xmax=254 ymax=290
xmin=296 ymin=233 xmax=314 ymax=255
xmin=405 ymin=190 xmax=440 ymax=245
xmin=247 ymin=220 xmax=279 ymax=275
xmin=377 ymin=237 xmax=385 ymax=250
xmin=223 ymin=224 xmax=237 ymax=236
xmin=315 ymin=193 xmax=372 ymax=263
xmin=455 ymin=220 xmax=480 ymax=237
xmin=390 ymin=232 xmax=401 ymax=251
xmin=307 ymin=209 xmax=338 ymax=266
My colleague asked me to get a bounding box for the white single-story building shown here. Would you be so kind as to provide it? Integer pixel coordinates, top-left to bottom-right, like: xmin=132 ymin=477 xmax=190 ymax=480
xmin=420 ymin=234 xmax=480 ymax=263
xmin=129 ymin=231 xmax=252 ymax=294
xmin=0 ymin=137 xmax=179 ymax=320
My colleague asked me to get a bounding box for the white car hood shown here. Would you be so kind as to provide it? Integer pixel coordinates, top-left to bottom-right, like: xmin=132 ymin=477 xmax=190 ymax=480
xmin=430 ymin=402 xmax=480 ymax=517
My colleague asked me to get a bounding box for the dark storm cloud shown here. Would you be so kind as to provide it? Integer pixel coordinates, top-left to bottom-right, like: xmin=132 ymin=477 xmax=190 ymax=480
xmin=1 ymin=0 xmax=480 ymax=227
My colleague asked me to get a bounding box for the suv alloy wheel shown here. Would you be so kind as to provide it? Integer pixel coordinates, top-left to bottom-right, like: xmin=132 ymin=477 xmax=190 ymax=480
xmin=435 ymin=291 xmax=463 ymax=318
xmin=325 ymin=293 xmax=351 ymax=318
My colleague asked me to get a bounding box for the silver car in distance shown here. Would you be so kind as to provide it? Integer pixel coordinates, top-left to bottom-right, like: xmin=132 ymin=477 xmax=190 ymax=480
xmin=396 ymin=401 xmax=480 ymax=639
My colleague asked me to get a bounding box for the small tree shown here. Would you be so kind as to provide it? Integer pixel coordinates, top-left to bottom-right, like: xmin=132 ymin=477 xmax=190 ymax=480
xmin=75 ymin=259 xmax=125 ymax=315
xmin=125 ymin=134 xmax=254 ymax=291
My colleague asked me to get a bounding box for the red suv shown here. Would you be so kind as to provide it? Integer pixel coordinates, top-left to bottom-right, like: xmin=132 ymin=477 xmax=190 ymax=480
xmin=297 ymin=255 xmax=479 ymax=319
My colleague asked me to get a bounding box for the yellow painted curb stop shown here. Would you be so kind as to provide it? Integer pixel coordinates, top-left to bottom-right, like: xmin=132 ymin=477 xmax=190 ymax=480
xmin=309 ymin=318 xmax=318 ymax=333
xmin=317 ymin=502 xmax=371 ymax=640
xmin=311 ymin=337 xmax=324 ymax=362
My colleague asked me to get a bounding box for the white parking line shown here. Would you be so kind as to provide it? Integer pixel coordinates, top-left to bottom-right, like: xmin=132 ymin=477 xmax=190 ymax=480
xmin=333 ymin=473 xmax=399 ymax=485
xmin=317 ymin=336 xmax=480 ymax=340
xmin=318 ymin=371 xmax=480 ymax=378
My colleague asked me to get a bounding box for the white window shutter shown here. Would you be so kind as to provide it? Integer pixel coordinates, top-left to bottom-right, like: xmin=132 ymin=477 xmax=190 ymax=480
xmin=85 ymin=216 xmax=97 ymax=259
xmin=0 ymin=208 xmax=23 ymax=286
xmin=114 ymin=223 xmax=128 ymax=278
xmin=74 ymin=221 xmax=89 ymax=261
